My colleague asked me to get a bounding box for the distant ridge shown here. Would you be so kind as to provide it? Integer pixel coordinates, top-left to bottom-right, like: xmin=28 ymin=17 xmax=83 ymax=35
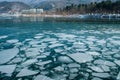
xmin=0 ymin=0 xmax=118 ymax=12
xmin=0 ymin=1 xmax=31 ymax=13
xmin=0 ymin=0 xmax=117 ymax=6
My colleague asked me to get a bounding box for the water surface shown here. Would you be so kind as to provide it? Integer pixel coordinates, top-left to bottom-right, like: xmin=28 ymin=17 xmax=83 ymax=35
xmin=0 ymin=17 xmax=120 ymax=80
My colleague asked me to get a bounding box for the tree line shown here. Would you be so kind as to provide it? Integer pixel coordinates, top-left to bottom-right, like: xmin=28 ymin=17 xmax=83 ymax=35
xmin=55 ymin=0 xmax=120 ymax=15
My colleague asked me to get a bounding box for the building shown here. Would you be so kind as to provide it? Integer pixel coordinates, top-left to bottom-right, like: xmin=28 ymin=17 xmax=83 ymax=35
xmin=21 ymin=9 xmax=44 ymax=14
xmin=36 ymin=9 xmax=44 ymax=14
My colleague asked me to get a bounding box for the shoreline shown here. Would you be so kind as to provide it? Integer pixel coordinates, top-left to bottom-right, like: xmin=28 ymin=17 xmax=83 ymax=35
xmin=0 ymin=13 xmax=120 ymax=22
xmin=21 ymin=13 xmax=120 ymax=20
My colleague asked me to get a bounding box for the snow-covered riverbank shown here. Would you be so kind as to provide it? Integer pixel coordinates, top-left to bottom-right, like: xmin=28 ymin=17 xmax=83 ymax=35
xmin=21 ymin=14 xmax=120 ymax=20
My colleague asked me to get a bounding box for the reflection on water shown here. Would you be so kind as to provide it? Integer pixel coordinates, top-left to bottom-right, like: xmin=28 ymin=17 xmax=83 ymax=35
xmin=0 ymin=17 xmax=120 ymax=80
xmin=0 ymin=16 xmax=120 ymax=23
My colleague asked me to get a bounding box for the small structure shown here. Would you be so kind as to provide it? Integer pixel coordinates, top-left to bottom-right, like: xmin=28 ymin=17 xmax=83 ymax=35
xmin=21 ymin=9 xmax=44 ymax=14
xmin=36 ymin=9 xmax=44 ymax=14
xmin=29 ymin=9 xmax=36 ymax=14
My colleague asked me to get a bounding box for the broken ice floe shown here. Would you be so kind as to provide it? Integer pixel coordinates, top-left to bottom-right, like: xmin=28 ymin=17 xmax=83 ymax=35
xmin=87 ymin=51 xmax=100 ymax=56
xmin=114 ymin=60 xmax=120 ymax=66
xmin=0 ymin=48 xmax=19 ymax=64
xmin=0 ymin=64 xmax=16 ymax=74
xmin=92 ymin=73 xmax=110 ymax=78
xmin=100 ymin=65 xmax=110 ymax=72
xmin=10 ymin=57 xmax=22 ymax=63
xmin=94 ymin=59 xmax=116 ymax=67
xmin=34 ymin=75 xmax=54 ymax=80
xmin=0 ymin=35 xmax=8 ymax=39
xmin=36 ymin=60 xmax=52 ymax=67
xmin=92 ymin=77 xmax=102 ymax=80
xmin=68 ymin=53 xmax=93 ymax=63
xmin=0 ymin=30 xmax=120 ymax=79
xmin=21 ymin=59 xmax=37 ymax=67
xmin=34 ymin=35 xmax=43 ymax=39
xmin=25 ymin=48 xmax=40 ymax=57
xmin=57 ymin=55 xmax=73 ymax=64
xmin=89 ymin=66 xmax=104 ymax=72
xmin=6 ymin=39 xmax=19 ymax=44
xmin=49 ymin=43 xmax=64 ymax=48
xmin=16 ymin=68 xmax=38 ymax=77
xmin=56 ymin=33 xmax=77 ymax=39
xmin=54 ymin=66 xmax=64 ymax=72
xmin=117 ymin=72 xmax=120 ymax=80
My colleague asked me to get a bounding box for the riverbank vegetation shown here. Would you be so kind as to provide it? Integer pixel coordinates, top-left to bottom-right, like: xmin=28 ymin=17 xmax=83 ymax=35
xmin=55 ymin=0 xmax=120 ymax=15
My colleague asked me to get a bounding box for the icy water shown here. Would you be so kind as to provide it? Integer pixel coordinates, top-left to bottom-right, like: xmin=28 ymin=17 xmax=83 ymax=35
xmin=0 ymin=17 xmax=120 ymax=80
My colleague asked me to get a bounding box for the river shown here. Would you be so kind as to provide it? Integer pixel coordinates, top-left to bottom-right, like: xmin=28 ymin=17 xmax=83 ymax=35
xmin=0 ymin=17 xmax=120 ymax=80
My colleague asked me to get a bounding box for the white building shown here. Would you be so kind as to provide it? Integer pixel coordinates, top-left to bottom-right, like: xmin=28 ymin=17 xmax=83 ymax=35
xmin=22 ymin=9 xmax=44 ymax=14
xmin=29 ymin=9 xmax=36 ymax=13
xmin=36 ymin=9 xmax=44 ymax=14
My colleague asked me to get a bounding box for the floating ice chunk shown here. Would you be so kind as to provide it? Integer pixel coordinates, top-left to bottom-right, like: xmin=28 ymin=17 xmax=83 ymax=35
xmin=29 ymin=40 xmax=40 ymax=45
xmin=32 ymin=44 xmax=43 ymax=48
xmin=57 ymin=56 xmax=73 ymax=63
xmin=102 ymin=51 xmax=115 ymax=55
xmin=92 ymin=73 xmax=110 ymax=78
xmin=68 ymin=53 xmax=93 ymax=63
xmin=16 ymin=68 xmax=38 ymax=77
xmin=86 ymin=36 xmax=97 ymax=41
xmin=91 ymin=31 xmax=102 ymax=34
xmin=10 ymin=57 xmax=22 ymax=63
xmin=114 ymin=54 xmax=120 ymax=58
xmin=21 ymin=59 xmax=37 ymax=67
xmin=69 ymin=73 xmax=78 ymax=80
xmin=94 ymin=60 xmax=104 ymax=65
xmin=85 ymin=41 xmax=94 ymax=45
xmin=56 ymin=33 xmax=77 ymax=39
xmin=101 ymin=65 xmax=110 ymax=72
xmin=36 ymin=60 xmax=52 ymax=66
xmin=76 ymin=48 xmax=88 ymax=52
xmin=103 ymin=61 xmax=116 ymax=67
xmin=15 ymin=42 xmax=22 ymax=47
xmin=41 ymin=38 xmax=57 ymax=42
xmin=54 ymin=48 xmax=64 ymax=53
xmin=94 ymin=59 xmax=116 ymax=67
xmin=117 ymin=72 xmax=120 ymax=80
xmin=54 ymin=66 xmax=64 ymax=72
xmin=49 ymin=41 xmax=58 ymax=44
xmin=72 ymin=42 xmax=86 ymax=49
xmin=34 ymin=36 xmax=43 ymax=39
xmin=92 ymin=77 xmax=102 ymax=80
xmin=24 ymin=39 xmax=33 ymax=42
xmin=36 ymin=33 xmax=43 ymax=36
xmin=70 ymin=68 xmax=79 ymax=73
xmin=89 ymin=66 xmax=104 ymax=72
xmin=68 ymin=63 xmax=80 ymax=68
xmin=96 ymin=40 xmax=106 ymax=44
xmin=89 ymin=46 xmax=101 ymax=51
xmin=25 ymin=48 xmax=40 ymax=57
xmin=111 ymin=36 xmax=120 ymax=40
xmin=0 ymin=64 xmax=16 ymax=74
xmin=0 ymin=48 xmax=19 ymax=64
xmin=36 ymin=55 xmax=47 ymax=59
xmin=0 ymin=35 xmax=8 ymax=39
xmin=49 ymin=43 xmax=64 ymax=48
xmin=110 ymin=40 xmax=120 ymax=46
xmin=40 ymin=71 xmax=50 ymax=75
xmin=7 ymin=39 xmax=19 ymax=44
xmin=73 ymin=41 xmax=85 ymax=45
xmin=34 ymin=75 xmax=54 ymax=80
xmin=87 ymin=51 xmax=100 ymax=56
xmin=25 ymin=51 xmax=39 ymax=58
xmin=114 ymin=60 xmax=120 ymax=66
